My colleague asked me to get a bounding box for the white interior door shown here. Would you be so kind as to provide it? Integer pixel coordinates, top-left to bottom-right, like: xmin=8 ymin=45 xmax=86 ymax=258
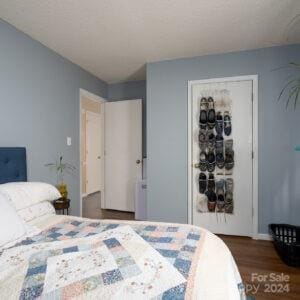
xmin=86 ymin=111 xmax=103 ymax=194
xmin=104 ymin=99 xmax=142 ymax=212
xmin=190 ymin=79 xmax=253 ymax=236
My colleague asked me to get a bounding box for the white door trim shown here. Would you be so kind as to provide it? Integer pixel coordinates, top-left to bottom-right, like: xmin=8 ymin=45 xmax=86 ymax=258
xmin=79 ymin=88 xmax=105 ymax=217
xmin=257 ymin=233 xmax=272 ymax=241
xmin=187 ymin=75 xmax=259 ymax=238
xmin=85 ymin=110 xmax=103 ymax=194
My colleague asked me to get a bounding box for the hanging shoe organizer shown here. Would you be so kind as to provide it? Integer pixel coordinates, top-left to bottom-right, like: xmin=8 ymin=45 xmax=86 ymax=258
xmin=196 ymin=91 xmax=234 ymax=214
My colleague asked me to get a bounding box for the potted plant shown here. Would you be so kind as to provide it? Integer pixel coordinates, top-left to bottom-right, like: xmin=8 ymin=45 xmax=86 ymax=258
xmin=270 ymin=63 xmax=300 ymax=266
xmin=45 ymin=156 xmax=76 ymax=199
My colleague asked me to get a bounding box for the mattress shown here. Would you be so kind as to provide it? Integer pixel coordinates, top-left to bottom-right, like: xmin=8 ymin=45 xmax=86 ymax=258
xmin=0 ymin=215 xmax=245 ymax=299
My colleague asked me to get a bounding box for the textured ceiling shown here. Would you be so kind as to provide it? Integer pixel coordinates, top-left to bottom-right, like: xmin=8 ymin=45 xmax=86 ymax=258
xmin=0 ymin=0 xmax=299 ymax=83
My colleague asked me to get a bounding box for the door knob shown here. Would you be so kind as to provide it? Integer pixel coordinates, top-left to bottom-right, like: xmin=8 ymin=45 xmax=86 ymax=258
xmin=97 ymin=156 xmax=101 ymax=159
xmin=136 ymin=159 xmax=141 ymax=164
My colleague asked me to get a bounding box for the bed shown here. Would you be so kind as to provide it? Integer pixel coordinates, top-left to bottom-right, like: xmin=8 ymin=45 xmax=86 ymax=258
xmin=0 ymin=147 xmax=245 ymax=299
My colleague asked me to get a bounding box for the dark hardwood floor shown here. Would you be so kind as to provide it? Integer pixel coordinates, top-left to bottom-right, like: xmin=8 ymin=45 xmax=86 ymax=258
xmin=100 ymin=209 xmax=135 ymax=220
xmin=82 ymin=192 xmax=135 ymax=220
xmin=219 ymin=235 xmax=300 ymax=299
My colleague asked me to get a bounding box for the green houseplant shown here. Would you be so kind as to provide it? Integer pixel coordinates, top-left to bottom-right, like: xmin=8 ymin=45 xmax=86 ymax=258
xmin=270 ymin=62 xmax=300 ymax=267
xmin=45 ymin=156 xmax=76 ymax=199
xmin=277 ymin=62 xmax=300 ymax=110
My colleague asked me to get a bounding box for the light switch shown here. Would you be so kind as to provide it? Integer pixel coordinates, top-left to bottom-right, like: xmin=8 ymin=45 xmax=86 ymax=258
xmin=67 ymin=137 xmax=72 ymax=146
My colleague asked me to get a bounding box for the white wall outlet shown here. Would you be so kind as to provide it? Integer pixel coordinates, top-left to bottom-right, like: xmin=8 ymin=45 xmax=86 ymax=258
xmin=67 ymin=137 xmax=72 ymax=146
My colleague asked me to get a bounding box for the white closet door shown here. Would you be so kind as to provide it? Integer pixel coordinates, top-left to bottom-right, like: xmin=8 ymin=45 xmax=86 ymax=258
xmin=104 ymin=100 xmax=142 ymax=212
xmin=191 ymin=80 xmax=253 ymax=236
xmin=86 ymin=111 xmax=103 ymax=194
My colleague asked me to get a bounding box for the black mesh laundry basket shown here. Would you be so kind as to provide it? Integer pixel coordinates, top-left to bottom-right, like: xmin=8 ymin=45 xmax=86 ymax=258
xmin=269 ymin=224 xmax=300 ymax=267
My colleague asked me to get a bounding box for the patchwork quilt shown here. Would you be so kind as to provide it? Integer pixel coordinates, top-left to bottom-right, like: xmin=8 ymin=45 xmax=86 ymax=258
xmin=0 ymin=218 xmax=246 ymax=299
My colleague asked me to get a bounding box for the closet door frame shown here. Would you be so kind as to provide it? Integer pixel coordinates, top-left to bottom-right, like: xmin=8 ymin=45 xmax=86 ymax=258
xmin=187 ymin=75 xmax=259 ymax=239
xmin=79 ymin=88 xmax=105 ymax=217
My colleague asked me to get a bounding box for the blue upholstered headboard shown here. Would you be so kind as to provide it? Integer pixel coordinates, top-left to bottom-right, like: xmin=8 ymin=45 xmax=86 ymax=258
xmin=0 ymin=147 xmax=27 ymax=184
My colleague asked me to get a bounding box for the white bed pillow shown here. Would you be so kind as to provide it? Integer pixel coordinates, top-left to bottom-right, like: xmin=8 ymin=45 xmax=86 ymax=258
xmin=18 ymin=201 xmax=56 ymax=222
xmin=0 ymin=192 xmax=27 ymax=248
xmin=0 ymin=182 xmax=61 ymax=211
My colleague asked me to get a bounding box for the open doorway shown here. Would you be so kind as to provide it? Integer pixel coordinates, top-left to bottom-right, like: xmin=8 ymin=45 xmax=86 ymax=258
xmin=80 ymin=89 xmax=104 ymax=219
xmin=79 ymin=90 xmax=142 ymax=220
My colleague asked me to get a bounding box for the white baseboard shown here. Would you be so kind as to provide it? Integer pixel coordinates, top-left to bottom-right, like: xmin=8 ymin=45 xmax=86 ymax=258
xmin=256 ymin=233 xmax=272 ymax=241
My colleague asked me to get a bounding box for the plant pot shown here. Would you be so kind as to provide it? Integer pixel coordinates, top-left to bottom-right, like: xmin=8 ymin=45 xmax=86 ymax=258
xmin=57 ymin=183 xmax=68 ymax=199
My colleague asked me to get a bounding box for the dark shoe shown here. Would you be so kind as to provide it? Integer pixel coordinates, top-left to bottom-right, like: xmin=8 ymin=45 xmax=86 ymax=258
xmin=225 ymin=139 xmax=234 ymax=170
xmin=200 ymin=97 xmax=208 ymax=110
xmin=216 ymin=148 xmax=225 ymax=169
xmin=199 ymin=110 xmax=207 ymax=130
xmin=207 ymin=97 xmax=215 ymax=129
xmin=199 ymin=98 xmax=208 ymax=129
xmin=198 ymin=130 xmax=206 ymax=150
xmin=198 ymin=172 xmax=207 ymax=194
xmin=215 ymin=133 xmax=224 ymax=149
xmin=199 ymin=150 xmax=207 ymax=171
xmin=215 ymin=134 xmax=224 ymax=169
xmin=206 ymin=131 xmax=215 ymax=149
xmin=216 ymin=179 xmax=225 ymax=212
xmin=224 ymin=111 xmax=232 ymax=136
xmin=206 ymin=189 xmax=217 ymax=212
xmin=207 ymin=173 xmax=215 ymax=191
xmin=207 ymin=149 xmax=215 ymax=172
xmin=215 ymin=112 xmax=223 ymax=135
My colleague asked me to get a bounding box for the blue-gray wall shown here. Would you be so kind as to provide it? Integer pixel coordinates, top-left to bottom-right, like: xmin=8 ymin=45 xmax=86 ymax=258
xmin=0 ymin=20 xmax=107 ymax=216
xmin=108 ymin=80 xmax=146 ymax=156
xmin=147 ymin=44 xmax=300 ymax=233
